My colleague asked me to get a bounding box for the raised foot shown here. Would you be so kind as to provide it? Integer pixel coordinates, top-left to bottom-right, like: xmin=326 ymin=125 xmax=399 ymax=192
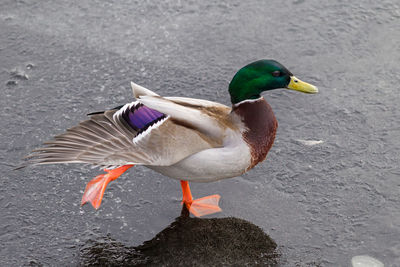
xmin=81 ymin=165 xmax=134 ymax=209
xmin=81 ymin=173 xmax=112 ymax=209
xmin=186 ymin=194 xmax=222 ymax=217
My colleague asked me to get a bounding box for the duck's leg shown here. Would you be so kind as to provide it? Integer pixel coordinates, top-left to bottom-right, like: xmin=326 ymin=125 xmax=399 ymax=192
xmin=81 ymin=165 xmax=134 ymax=209
xmin=180 ymin=180 xmax=221 ymax=217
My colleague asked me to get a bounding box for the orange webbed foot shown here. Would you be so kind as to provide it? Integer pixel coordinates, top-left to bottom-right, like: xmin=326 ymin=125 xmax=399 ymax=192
xmin=180 ymin=180 xmax=222 ymax=217
xmin=81 ymin=165 xmax=133 ymax=209
xmin=188 ymin=194 xmax=222 ymax=217
xmin=81 ymin=173 xmax=112 ymax=209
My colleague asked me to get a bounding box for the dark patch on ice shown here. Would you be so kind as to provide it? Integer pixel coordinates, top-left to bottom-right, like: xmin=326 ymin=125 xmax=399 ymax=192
xmin=80 ymin=208 xmax=279 ymax=266
xmin=6 ymin=80 xmax=17 ymax=86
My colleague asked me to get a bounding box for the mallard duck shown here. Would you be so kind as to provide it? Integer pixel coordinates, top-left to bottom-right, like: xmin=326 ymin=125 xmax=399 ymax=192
xmin=24 ymin=60 xmax=318 ymax=217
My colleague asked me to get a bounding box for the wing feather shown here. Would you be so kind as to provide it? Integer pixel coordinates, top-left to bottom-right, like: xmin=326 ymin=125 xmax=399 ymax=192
xmin=24 ymin=96 xmax=227 ymax=169
xmin=138 ymin=96 xmax=233 ymax=139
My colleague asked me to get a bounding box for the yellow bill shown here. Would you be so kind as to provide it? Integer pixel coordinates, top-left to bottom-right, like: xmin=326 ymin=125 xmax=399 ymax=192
xmin=287 ymin=76 xmax=318 ymax=94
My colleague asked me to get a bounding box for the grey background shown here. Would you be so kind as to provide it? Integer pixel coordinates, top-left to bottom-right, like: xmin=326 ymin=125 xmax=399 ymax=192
xmin=1 ymin=0 xmax=399 ymax=266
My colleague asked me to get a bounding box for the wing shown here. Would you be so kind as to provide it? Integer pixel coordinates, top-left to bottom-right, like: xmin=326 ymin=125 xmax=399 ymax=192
xmin=138 ymin=96 xmax=233 ymax=140
xmin=131 ymin=81 xmax=234 ymax=139
xmin=24 ymin=101 xmax=226 ymax=169
xmin=22 ymin=83 xmax=234 ymax=169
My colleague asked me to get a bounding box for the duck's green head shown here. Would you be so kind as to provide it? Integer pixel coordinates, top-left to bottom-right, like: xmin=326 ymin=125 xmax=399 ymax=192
xmin=229 ymin=59 xmax=318 ymax=104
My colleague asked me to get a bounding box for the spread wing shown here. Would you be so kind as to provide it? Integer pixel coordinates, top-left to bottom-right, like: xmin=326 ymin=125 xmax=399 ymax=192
xmin=23 ymin=94 xmax=232 ymax=169
xmin=138 ymin=95 xmax=233 ymax=140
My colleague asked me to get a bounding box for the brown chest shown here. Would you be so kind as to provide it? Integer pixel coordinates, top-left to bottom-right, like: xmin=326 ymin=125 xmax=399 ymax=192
xmin=233 ymin=98 xmax=278 ymax=170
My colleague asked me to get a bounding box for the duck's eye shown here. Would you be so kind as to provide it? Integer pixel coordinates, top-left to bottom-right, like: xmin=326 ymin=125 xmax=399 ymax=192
xmin=272 ymin=71 xmax=281 ymax=77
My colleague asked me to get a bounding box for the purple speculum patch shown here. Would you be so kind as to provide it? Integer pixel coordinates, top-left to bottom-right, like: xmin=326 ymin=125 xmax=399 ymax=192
xmin=122 ymin=103 xmax=166 ymax=132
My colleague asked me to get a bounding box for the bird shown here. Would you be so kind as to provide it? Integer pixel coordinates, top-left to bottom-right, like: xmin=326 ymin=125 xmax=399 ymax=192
xmin=23 ymin=59 xmax=318 ymax=217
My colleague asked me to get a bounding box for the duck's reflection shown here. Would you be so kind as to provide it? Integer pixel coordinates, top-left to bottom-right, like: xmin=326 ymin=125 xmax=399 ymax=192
xmin=80 ymin=207 xmax=279 ymax=266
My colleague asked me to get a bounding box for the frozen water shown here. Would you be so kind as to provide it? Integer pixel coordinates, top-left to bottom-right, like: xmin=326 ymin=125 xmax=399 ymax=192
xmin=1 ymin=0 xmax=399 ymax=266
